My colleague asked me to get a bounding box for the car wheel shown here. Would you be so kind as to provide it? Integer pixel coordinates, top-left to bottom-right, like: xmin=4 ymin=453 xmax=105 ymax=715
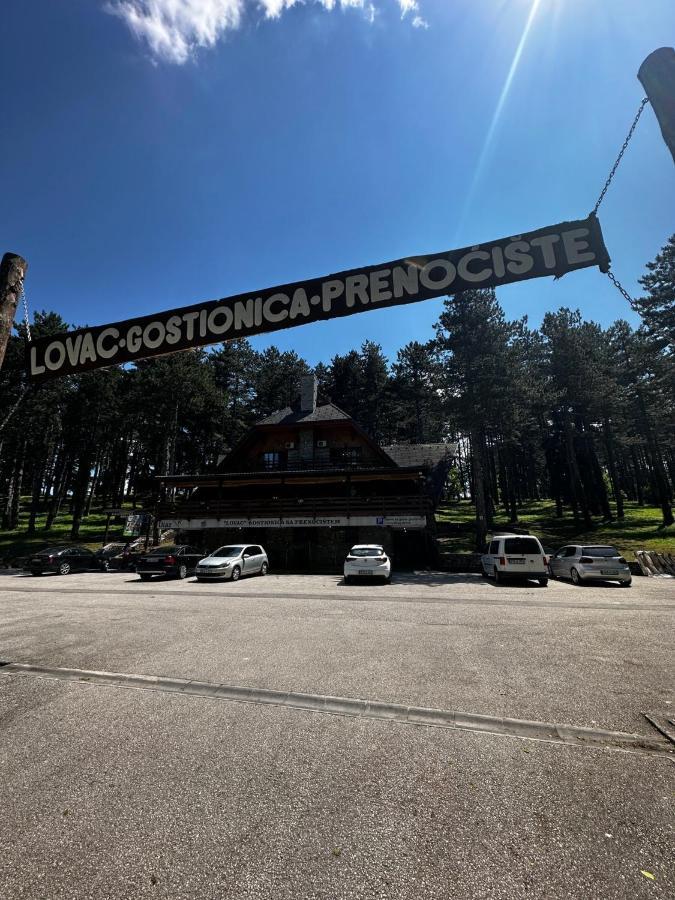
xmin=493 ymin=567 xmax=502 ymax=585
xmin=538 ymin=578 xmax=548 ymax=587
xmin=344 ymin=575 xmax=351 ymax=584
xmin=57 ymin=562 xmax=71 ymax=576
xmin=139 ymin=573 xmax=152 ymax=581
xmin=177 ymin=564 xmax=188 ymax=580
xmin=260 ymin=562 xmax=268 ymax=576
xmin=620 ymin=580 xmax=632 ymax=588
xmin=384 ymin=575 xmax=392 ymax=584
xmin=570 ymin=567 xmax=584 ymax=586
xmin=230 ymin=566 xmax=241 ymax=582
xmin=101 ymin=560 xmax=110 ymax=573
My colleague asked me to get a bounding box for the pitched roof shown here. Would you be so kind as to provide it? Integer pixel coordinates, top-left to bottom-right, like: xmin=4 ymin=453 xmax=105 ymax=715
xmin=381 ymin=443 xmax=457 ymax=469
xmin=256 ymin=402 xmax=352 ymax=426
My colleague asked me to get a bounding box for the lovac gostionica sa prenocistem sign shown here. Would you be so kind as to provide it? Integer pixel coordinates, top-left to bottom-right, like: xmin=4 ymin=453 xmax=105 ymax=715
xmin=26 ymin=214 xmax=610 ymax=384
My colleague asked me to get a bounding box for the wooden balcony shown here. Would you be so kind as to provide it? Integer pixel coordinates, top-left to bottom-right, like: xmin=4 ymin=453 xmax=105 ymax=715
xmin=156 ymin=494 xmax=430 ymax=522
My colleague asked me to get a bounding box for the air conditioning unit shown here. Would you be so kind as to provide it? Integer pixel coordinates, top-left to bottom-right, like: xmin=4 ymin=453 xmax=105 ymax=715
xmin=316 ymin=440 xmax=328 ymax=448
xmin=285 ymin=442 xmax=296 ymax=450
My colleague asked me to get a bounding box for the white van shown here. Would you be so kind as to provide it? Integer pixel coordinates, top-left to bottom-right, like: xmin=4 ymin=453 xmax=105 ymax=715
xmin=481 ymin=533 xmax=548 ymax=586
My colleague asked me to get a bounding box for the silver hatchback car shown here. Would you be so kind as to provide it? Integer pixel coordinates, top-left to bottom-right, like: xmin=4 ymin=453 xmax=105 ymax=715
xmin=195 ymin=544 xmax=268 ymax=582
xmin=549 ymin=545 xmax=631 ymax=587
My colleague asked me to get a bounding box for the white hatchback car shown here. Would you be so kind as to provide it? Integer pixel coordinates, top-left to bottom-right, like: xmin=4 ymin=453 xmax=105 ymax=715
xmin=481 ymin=534 xmax=549 ymax=586
xmin=344 ymin=545 xmax=391 ymax=584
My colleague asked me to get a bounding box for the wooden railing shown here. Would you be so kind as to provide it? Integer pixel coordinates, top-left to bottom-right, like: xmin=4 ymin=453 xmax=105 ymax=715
xmin=157 ymin=494 xmax=430 ymax=520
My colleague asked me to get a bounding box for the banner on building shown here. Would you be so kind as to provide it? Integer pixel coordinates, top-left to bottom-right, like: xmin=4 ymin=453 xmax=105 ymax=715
xmin=27 ymin=214 xmax=610 ymax=383
xmin=158 ymin=515 xmax=427 ymax=531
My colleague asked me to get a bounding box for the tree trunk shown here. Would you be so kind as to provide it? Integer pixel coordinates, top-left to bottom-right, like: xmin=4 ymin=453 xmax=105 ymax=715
xmin=634 ymin=391 xmax=674 ymax=526
xmin=631 ymin=447 xmax=645 ymax=505
xmin=45 ymin=454 xmax=70 ymax=531
xmin=0 ymin=253 xmax=28 ymax=371
xmin=70 ymin=451 xmax=92 ymax=539
xmin=585 ymin=431 xmax=612 ymax=521
xmin=562 ymin=411 xmax=591 ymax=527
xmin=85 ymin=451 xmax=103 ymax=516
xmin=603 ymin=418 xmax=624 ymax=520
xmin=26 ymin=460 xmax=46 ymax=534
xmin=470 ymin=429 xmax=489 ymax=550
xmin=507 ymin=447 xmax=519 ymax=523
xmin=3 ymin=441 xmax=26 ymax=529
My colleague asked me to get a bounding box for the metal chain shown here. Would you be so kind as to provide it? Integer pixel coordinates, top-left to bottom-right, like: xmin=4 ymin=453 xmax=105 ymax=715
xmin=20 ymin=284 xmax=32 ymax=343
xmin=592 ymin=97 xmax=649 ymax=215
xmin=605 ymin=269 xmax=638 ymax=308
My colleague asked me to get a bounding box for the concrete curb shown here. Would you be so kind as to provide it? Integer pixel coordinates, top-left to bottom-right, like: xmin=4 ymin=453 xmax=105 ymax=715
xmin=2 ymin=661 xmax=672 ymax=758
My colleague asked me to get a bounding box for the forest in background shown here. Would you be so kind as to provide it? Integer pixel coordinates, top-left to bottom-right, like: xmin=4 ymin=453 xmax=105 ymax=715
xmin=0 ymin=235 xmax=673 ymax=551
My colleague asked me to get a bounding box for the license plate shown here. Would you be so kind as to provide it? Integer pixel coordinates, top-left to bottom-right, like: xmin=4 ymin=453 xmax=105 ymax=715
xmin=601 ymin=569 xmax=619 ymax=575
xmin=358 ymin=569 xmax=373 ymax=575
xmin=507 ymin=558 xmax=525 ymax=564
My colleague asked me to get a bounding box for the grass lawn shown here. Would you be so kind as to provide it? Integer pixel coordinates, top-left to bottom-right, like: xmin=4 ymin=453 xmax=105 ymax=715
xmin=436 ymin=500 xmax=675 ymax=559
xmin=0 ymin=503 xmax=139 ymax=563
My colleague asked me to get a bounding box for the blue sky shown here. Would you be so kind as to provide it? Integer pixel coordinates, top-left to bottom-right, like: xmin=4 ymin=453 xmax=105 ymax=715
xmin=2 ymin=0 xmax=674 ymax=366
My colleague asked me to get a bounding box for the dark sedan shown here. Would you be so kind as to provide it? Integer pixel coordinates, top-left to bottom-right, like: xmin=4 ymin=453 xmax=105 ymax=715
xmin=135 ymin=545 xmax=204 ymax=581
xmin=25 ymin=546 xmax=106 ymax=576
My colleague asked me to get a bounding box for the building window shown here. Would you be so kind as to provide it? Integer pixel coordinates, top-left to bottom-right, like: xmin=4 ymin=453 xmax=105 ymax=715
xmin=262 ymin=452 xmax=281 ymax=470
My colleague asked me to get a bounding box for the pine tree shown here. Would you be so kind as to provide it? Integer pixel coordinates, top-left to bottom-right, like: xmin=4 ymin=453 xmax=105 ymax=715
xmin=636 ymin=233 xmax=675 ymax=352
xmin=434 ymin=289 xmax=515 ymax=549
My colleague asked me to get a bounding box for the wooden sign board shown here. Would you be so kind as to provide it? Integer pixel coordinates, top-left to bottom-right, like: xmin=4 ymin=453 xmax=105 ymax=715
xmin=639 ymin=47 xmax=675 ymax=165
xmin=26 ymin=214 xmax=610 ymax=383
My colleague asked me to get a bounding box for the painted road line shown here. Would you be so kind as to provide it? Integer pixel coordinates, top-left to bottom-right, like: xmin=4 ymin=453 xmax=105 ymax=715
xmin=1 ymin=661 xmax=672 ymax=758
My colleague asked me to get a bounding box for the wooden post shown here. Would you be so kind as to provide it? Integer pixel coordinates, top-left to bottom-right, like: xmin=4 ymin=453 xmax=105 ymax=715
xmin=0 ymin=253 xmax=28 ymax=371
xmin=638 ymin=47 xmax=675 ymax=165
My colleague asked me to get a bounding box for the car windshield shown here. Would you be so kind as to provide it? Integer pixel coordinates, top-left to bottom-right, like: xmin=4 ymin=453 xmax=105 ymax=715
xmin=40 ymin=547 xmax=68 ymax=555
xmin=582 ymin=546 xmax=621 ymax=557
xmin=210 ymin=546 xmax=244 ymax=557
xmin=503 ymin=538 xmax=542 ymax=554
xmin=349 ymin=547 xmax=384 ymax=557
xmin=148 ymin=545 xmax=179 ymax=556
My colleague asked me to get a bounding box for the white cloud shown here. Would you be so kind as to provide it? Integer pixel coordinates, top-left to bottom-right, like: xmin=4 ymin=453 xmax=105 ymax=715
xmin=108 ymin=0 xmax=427 ymax=63
xmin=397 ymin=0 xmax=418 ymax=17
xmin=109 ymin=1 xmax=243 ymax=63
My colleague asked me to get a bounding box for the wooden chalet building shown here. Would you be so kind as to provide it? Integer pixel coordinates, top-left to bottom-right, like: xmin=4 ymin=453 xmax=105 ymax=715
xmin=155 ymin=376 xmax=454 ymax=571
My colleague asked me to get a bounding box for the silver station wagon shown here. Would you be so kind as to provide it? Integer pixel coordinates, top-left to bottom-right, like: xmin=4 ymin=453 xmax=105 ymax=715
xmin=549 ymin=545 xmax=632 ymax=587
xmin=195 ymin=544 xmax=269 ymax=582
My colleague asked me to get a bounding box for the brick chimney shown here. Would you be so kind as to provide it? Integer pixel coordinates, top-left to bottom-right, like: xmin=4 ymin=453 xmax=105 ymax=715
xmin=300 ymin=374 xmax=318 ymax=413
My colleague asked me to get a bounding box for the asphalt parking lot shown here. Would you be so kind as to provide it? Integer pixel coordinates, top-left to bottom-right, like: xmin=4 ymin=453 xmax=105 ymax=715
xmin=1 ymin=570 xmax=673 ymax=899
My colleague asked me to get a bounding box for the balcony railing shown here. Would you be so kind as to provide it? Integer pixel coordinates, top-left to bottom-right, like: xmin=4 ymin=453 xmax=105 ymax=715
xmin=157 ymin=494 xmax=430 ymax=521
xmin=234 ymin=459 xmax=378 ymax=473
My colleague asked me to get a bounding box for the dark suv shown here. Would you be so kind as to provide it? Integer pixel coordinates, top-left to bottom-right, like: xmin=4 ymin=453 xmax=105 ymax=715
xmin=135 ymin=545 xmax=204 ymax=581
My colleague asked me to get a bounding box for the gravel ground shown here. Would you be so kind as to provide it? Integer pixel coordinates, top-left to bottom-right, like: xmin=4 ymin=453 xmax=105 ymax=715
xmin=0 ymin=572 xmax=672 ymax=733
xmin=0 ymin=675 xmax=672 ymax=900
xmin=0 ymin=571 xmax=673 ymax=899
